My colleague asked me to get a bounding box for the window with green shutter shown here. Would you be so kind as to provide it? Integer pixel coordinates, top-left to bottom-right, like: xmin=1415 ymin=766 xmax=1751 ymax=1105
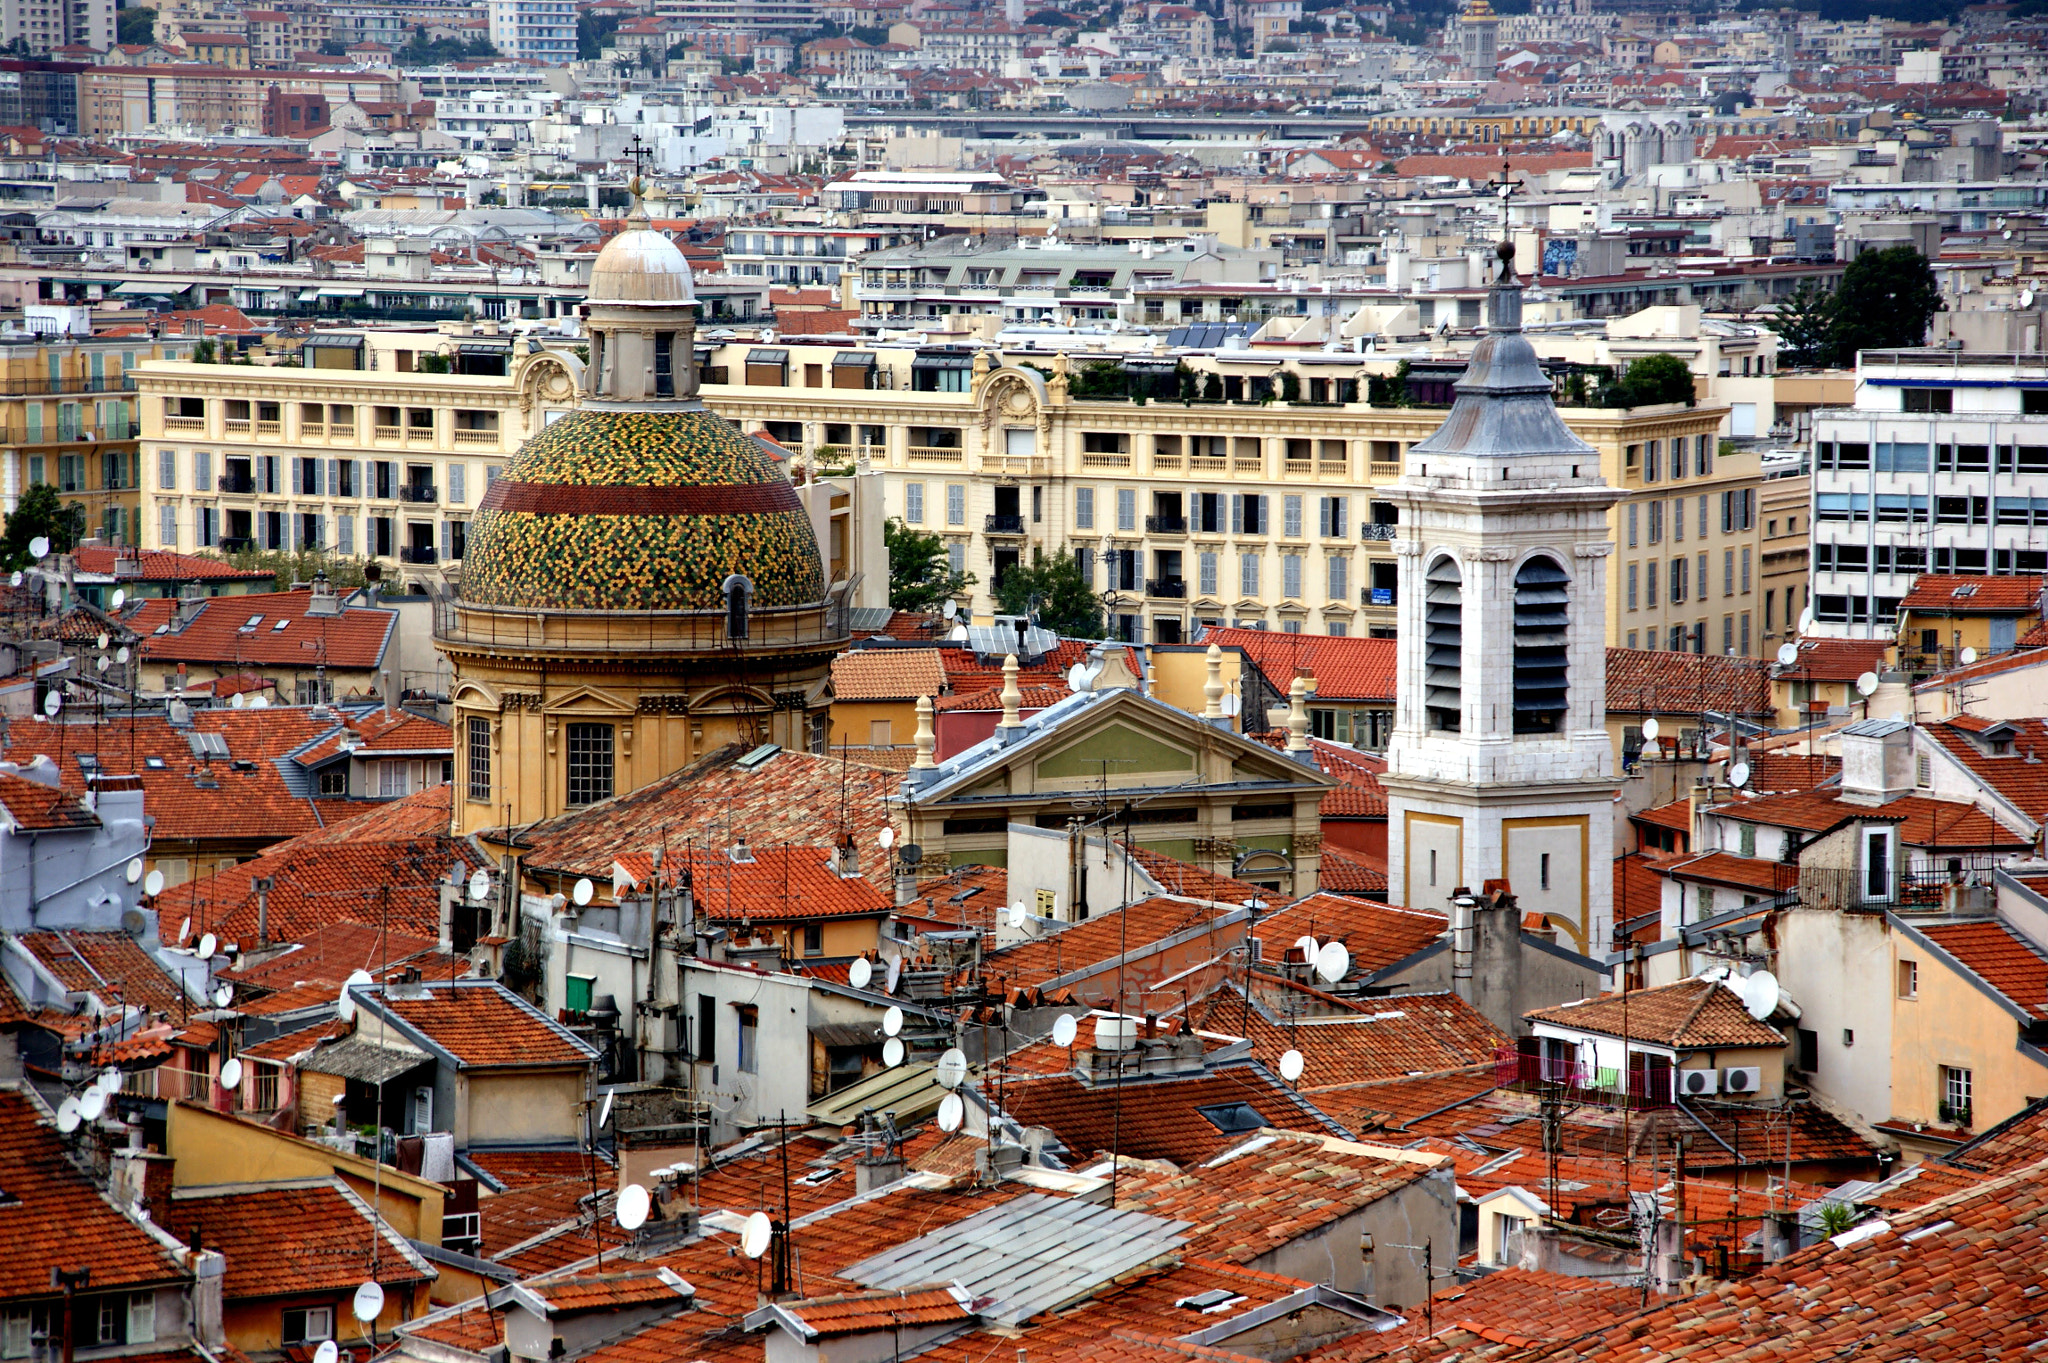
xmin=564 ymin=974 xmax=594 ymax=1013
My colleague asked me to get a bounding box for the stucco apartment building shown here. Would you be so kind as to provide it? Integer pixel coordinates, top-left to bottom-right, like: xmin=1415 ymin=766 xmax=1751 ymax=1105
xmin=79 ymin=64 xmax=401 ymax=135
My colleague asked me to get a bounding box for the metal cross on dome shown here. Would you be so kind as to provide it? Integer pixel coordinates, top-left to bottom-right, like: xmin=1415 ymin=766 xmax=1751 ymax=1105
xmin=1484 ymin=156 xmax=1524 ymax=274
xmin=624 ymin=133 xmax=653 ymax=203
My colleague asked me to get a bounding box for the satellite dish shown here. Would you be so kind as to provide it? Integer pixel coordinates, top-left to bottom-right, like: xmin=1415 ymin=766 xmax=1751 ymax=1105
xmin=110 ymin=589 xmax=126 ymax=612
xmin=96 ymin=632 xmax=109 ymax=650
xmin=125 ymin=857 xmax=143 ymax=884
xmin=616 ymin=1183 xmax=651 ymax=1231
xmin=1051 ymin=1013 xmax=1079 ymax=1047
xmin=197 ymin=932 xmax=217 ymax=959
xmin=251 ymin=696 xmax=269 ymax=710
xmin=351 ymin=1282 xmax=384 ymax=1324
xmin=213 ymin=983 xmax=233 ymax=1008
xmin=849 ymin=957 xmax=873 ymax=990
xmin=96 ymin=656 xmax=110 ymax=674
xmin=100 ymin=1068 xmax=122 ymax=1094
xmin=1293 ymin=933 xmax=1319 ymax=961
xmin=55 ymin=1097 xmax=81 ymax=1133
xmin=467 ymin=869 xmax=490 ymax=901
xmin=1799 ymin=606 xmax=1815 ymax=633
xmin=937 ymin=1092 xmax=964 ymax=1133
xmin=598 ymin=1088 xmax=614 ymax=1129
xmin=883 ymin=1036 xmax=905 ymax=1067
xmin=220 ymin=1058 xmax=243 ymax=1091
xmin=740 ymin=1211 xmax=773 ymax=1259
xmin=230 ymin=693 xmax=247 ymax=710
xmin=935 ymin=1047 xmax=968 ymax=1089
xmin=337 ymin=967 xmax=373 ymax=1023
xmin=7 ymin=572 xmax=17 ymax=588
xmin=28 ymin=536 xmax=48 ymax=560
xmin=572 ymin=878 xmax=594 ymax=907
xmin=1314 ymin=940 xmax=1350 ymax=984
xmin=1729 ymin=762 xmax=1751 ymax=789
xmin=1641 ymin=717 xmax=1660 ymax=741
xmin=116 ymin=646 xmax=130 ymax=664
xmin=2024 ymin=289 xmax=2037 ymax=309
xmin=1776 ymin=642 xmax=1799 ymax=667
xmin=1007 ymin=902 xmax=1027 ymax=928
xmin=1278 ymin=1049 xmax=1305 ymax=1082
xmin=1066 ymin=662 xmax=1086 ymax=690
xmin=315 ymin=1341 xmax=340 ymax=1363
xmin=942 ymin=598 xmax=958 ymax=620
xmin=882 ymin=1005 xmax=904 ymax=1037
xmin=1855 ymin=672 xmax=1879 ymax=698
xmin=884 ymin=956 xmax=903 ymax=993
xmin=949 ymin=624 xmax=969 ymax=642
xmin=1742 ymin=970 xmax=1780 ymax=1021
xmin=879 ymin=826 xmax=895 ymax=850
xmin=1960 ymin=646 xmax=1978 ymax=666
xmin=178 ymin=917 xmax=190 ymax=942
xmin=78 ymin=1088 xmax=105 ymax=1121
xmin=41 ymin=691 xmax=60 ymax=717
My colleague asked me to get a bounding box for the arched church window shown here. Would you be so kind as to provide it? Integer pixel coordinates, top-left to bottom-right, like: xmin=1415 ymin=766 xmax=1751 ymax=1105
xmin=654 ymin=332 xmax=674 ymax=397
xmin=724 ymin=573 xmax=753 ymax=641
xmin=1424 ymin=556 xmax=1463 ymax=733
xmin=1513 ymin=555 xmax=1570 ymax=734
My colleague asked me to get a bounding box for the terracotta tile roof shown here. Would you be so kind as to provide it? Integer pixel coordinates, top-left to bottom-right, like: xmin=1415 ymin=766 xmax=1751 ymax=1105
xmin=644 ymin=845 xmax=895 ymax=923
xmin=130 ymin=589 xmax=395 ymax=670
xmin=934 ymin=681 xmax=1073 ymax=713
xmin=0 ymin=1087 xmax=190 ymax=1298
xmin=1309 ymin=741 xmax=1388 ymax=819
xmin=830 ymin=648 xmax=948 ymax=702
xmin=1126 ymin=847 xmax=1273 ymax=904
xmin=1739 ymin=751 xmax=1841 ymax=792
xmin=508 ymin=743 xmax=901 ymax=895
xmin=692 ymin=1136 xmax=858 ymax=1221
xmin=1200 ymin=627 xmax=1396 ymax=702
xmin=1615 ymin=852 xmax=1685 ymax=937
xmin=1314 ymin=1268 xmax=1644 ymax=1362
xmin=1918 ymin=920 xmax=2048 ymax=1018
xmin=1944 ymin=1095 xmax=2048 ymax=1175
xmin=0 ymin=772 xmax=98 ymax=831
xmin=1296 ymin=1065 xmax=1501 ymax=1136
xmin=291 ymin=707 xmax=451 ymax=765
xmin=1779 ymin=636 xmax=1891 ymax=681
xmin=17 ymin=931 xmax=190 ymax=1020
xmin=1899 ymin=573 xmax=2044 ymax=613
xmin=1924 ymin=717 xmax=2048 ymax=821
xmin=1250 ymin=894 xmax=1444 ymax=974
xmin=170 ymin=1179 xmax=433 ymax=1301
xmin=975 ymin=896 xmax=1231 ymax=996
xmin=1631 ymin=797 xmax=1694 ymax=835
xmin=477 ymin=1178 xmax=605 ymax=1260
xmin=934 ymin=639 xmax=1123 ymax=690
xmin=1912 ymin=645 xmax=2048 ymax=693
xmin=219 ymin=921 xmax=449 ymax=992
xmin=1665 ymin=851 xmax=1799 ymax=894
xmin=464 ymin=1147 xmax=610 ymax=1192
xmin=1316 ymin=845 xmax=1388 ymax=896
xmin=1714 ymin=788 xmax=2030 ymax=848
xmin=775 ymin=1287 xmax=972 ymax=1337
xmin=69 ymin=546 xmax=271 ymax=583
xmin=1525 ymin=978 xmax=1785 ymax=1049
xmin=1192 ymin=978 xmax=1505 ymax=1087
xmin=526 ymin=1268 xmax=692 ymax=1312
xmin=1606 ymin=648 xmax=1773 ymax=715
xmin=396 ymin=1298 xmax=501 ymax=1353
xmin=998 ymin=1063 xmax=1351 ymax=1166
xmin=368 ymin=980 xmax=597 ymax=1069
xmin=897 ymin=864 xmax=1008 ymax=932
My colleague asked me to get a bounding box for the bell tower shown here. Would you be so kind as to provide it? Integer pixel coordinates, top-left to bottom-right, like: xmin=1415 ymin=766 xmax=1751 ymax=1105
xmin=1381 ymin=233 xmax=1622 ymax=957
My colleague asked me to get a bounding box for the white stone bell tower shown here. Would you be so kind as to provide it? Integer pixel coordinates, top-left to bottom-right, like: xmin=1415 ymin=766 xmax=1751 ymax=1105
xmin=1381 ymin=238 xmax=1622 ymax=959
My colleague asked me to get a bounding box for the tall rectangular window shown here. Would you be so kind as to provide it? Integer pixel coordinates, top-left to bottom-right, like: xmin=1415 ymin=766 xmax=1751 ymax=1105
xmin=1282 ymin=554 xmax=1302 ymax=599
xmin=1198 ymin=551 xmax=1218 ymax=597
xmin=1740 ymin=612 xmax=1751 ymax=654
xmin=1628 ymin=502 xmax=1638 ymax=547
xmin=1741 ymin=547 xmax=1752 ymax=592
xmin=737 ymin=1004 xmax=759 ymax=1073
xmin=194 ymin=450 xmax=213 ymax=492
xmin=1072 ymin=485 xmax=1091 ymax=529
xmin=1240 ymin=552 xmax=1260 ymax=596
xmin=1320 ymin=496 xmax=1346 ymax=537
xmin=1283 ymin=494 xmax=1303 ymax=538
xmin=1699 ymin=552 xmax=1709 ymax=601
xmin=448 ymin=463 xmax=466 ymax=504
xmin=158 ymin=449 xmax=177 ymax=490
xmin=1649 ymin=500 xmax=1662 ymax=544
xmin=1327 ymin=555 xmax=1347 ymax=600
xmin=945 ymin=483 xmax=965 ymax=526
xmin=1941 ymin=1065 xmax=1972 ymax=1122
xmin=159 ymin=506 xmax=177 ymax=548
xmin=466 ymin=716 xmax=490 ymax=802
xmin=948 ymin=543 xmax=966 ymax=576
xmin=565 ymin=723 xmax=614 ymax=806
xmin=1724 ymin=549 xmax=1735 ymax=596
xmin=905 ymin=482 xmax=925 ymax=524
xmin=1698 ymin=496 xmax=1708 ymax=538
xmin=1627 ymin=562 xmax=1638 ymax=611
xmin=1116 ymin=487 xmax=1136 ymax=531
xmin=1671 ymin=556 xmax=1686 ymax=603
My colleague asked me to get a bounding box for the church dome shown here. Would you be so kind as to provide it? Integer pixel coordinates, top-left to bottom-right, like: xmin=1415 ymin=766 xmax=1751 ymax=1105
xmin=459 ymin=408 xmax=826 ymax=612
xmin=587 ymin=226 xmax=697 ymax=307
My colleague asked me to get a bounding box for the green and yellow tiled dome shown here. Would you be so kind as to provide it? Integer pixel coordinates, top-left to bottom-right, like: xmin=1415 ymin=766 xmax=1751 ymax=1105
xmin=461 ymin=408 xmax=827 ymax=612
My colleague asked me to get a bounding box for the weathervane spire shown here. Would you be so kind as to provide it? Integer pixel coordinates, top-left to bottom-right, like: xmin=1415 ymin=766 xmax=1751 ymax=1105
xmin=1484 ymin=155 xmax=1524 ymax=278
xmin=624 ymin=133 xmax=654 ymax=225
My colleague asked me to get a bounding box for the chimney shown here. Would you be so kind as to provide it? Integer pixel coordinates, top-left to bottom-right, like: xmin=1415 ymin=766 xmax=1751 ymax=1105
xmin=995 ymin=654 xmax=1024 ymax=739
xmin=188 ymin=1249 xmax=227 ymax=1348
xmin=1285 ymin=675 xmax=1313 ymax=763
xmin=1201 ymin=642 xmax=1229 ymax=728
xmin=910 ymin=695 xmax=937 ymax=782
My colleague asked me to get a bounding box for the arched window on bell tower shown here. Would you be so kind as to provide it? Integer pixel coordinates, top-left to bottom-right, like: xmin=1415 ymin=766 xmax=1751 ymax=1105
xmin=1425 ymin=555 xmax=1463 ymax=732
xmin=1513 ymin=555 xmax=1570 ymax=734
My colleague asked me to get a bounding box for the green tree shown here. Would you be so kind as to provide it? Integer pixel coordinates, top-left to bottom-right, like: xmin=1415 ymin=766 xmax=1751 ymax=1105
xmin=1 ymin=484 xmax=86 ymax=568
xmin=1601 ymin=353 xmax=1696 ymax=408
xmin=1772 ymin=280 xmax=1837 ymax=368
xmin=1831 ymin=245 xmax=1943 ymax=362
xmin=221 ymin=548 xmax=373 ymax=593
xmin=994 ymin=548 xmax=1103 ymax=639
xmin=117 ymin=5 xmax=156 ymax=44
xmin=191 ymin=338 xmax=217 ymax=363
xmin=1278 ymin=370 xmax=1300 ymax=402
xmin=1200 ymin=372 xmax=1223 ymax=402
xmin=885 ymin=518 xmax=973 ymax=612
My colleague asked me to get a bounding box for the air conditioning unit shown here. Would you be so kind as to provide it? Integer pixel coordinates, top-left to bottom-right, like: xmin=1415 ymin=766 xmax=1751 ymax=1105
xmin=1723 ymin=1065 xmax=1763 ymax=1095
xmin=1678 ymin=1068 xmax=1718 ymax=1097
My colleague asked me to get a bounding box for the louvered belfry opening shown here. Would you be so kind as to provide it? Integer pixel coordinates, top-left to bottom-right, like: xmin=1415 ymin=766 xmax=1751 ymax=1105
xmin=1424 ymin=556 xmax=1463 ymax=732
xmin=1513 ymin=555 xmax=1570 ymax=733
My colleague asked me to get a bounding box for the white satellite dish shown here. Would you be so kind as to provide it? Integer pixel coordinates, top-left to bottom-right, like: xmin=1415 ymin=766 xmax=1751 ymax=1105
xmin=1278 ymin=1049 xmax=1305 ymax=1082
xmin=1641 ymin=717 xmax=1660 ymax=741
xmin=250 ymin=696 xmax=269 ymax=710
xmin=144 ymin=869 xmax=164 ymax=898
xmin=55 ymin=1096 xmax=81 ymax=1133
xmin=882 ymin=1005 xmax=904 ymax=1037
xmin=1314 ymin=941 xmax=1350 ymax=985
xmin=2023 ymin=288 xmax=2037 ymax=308
xmin=934 ymin=1047 xmax=968 ymax=1089
xmin=197 ymin=932 xmax=217 ymax=959
xmin=213 ymin=983 xmax=233 ymax=1008
xmin=949 ymin=624 xmax=969 ymax=642
xmin=740 ymin=1211 xmax=773 ymax=1259
xmin=96 ymin=632 xmax=110 ymax=651
xmin=1007 ymin=902 xmax=1027 ymax=928
xmin=96 ymin=656 xmax=110 ymax=674
xmin=315 ymin=1341 xmax=340 ymax=1363
xmin=572 ymin=878 xmax=594 ymax=907
xmin=1066 ymin=662 xmax=1086 ymax=690
xmin=7 ymin=572 xmax=18 ymax=588
xmin=468 ymin=869 xmax=490 ymax=901
xmin=1293 ymin=933 xmax=1318 ymax=961
xmin=1776 ymin=642 xmax=1799 ymax=667
xmin=616 ymin=1183 xmax=651 ymax=1231
xmin=884 ymin=956 xmax=903 ymax=993
xmin=879 ymin=826 xmax=895 ymax=850
xmin=178 ymin=917 xmax=190 ymax=942
xmin=1051 ymin=1013 xmax=1079 ymax=1048
xmin=598 ymin=1088 xmax=614 ymax=1129
xmin=79 ymin=1088 xmax=105 ymax=1121
xmin=849 ymin=957 xmax=873 ymax=990
xmin=1729 ymin=762 xmax=1751 ymax=790
xmin=1855 ymin=672 xmax=1879 ymax=698
xmin=936 ymin=1092 xmax=964 ymax=1133
xmin=41 ymin=692 xmax=60 ymax=717
xmin=125 ymin=857 xmax=143 ymax=884
xmin=338 ymin=967 xmax=373 ymax=1023
xmin=230 ymin=693 xmax=247 ymax=710
xmin=1743 ymin=970 xmax=1780 ymax=1020
xmin=220 ymin=1058 xmax=243 ymax=1091
xmin=110 ymin=589 xmax=126 ymax=612
xmin=1960 ymin=646 xmax=1978 ymax=666
xmin=351 ymin=1282 xmax=385 ymax=1324
xmin=883 ymin=1036 xmax=905 ymax=1068
xmin=942 ymin=598 xmax=958 ymax=620
xmin=1799 ymin=606 xmax=1815 ymax=633
xmin=100 ymin=1068 xmax=122 ymax=1095
xmin=28 ymin=536 xmax=48 ymax=560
